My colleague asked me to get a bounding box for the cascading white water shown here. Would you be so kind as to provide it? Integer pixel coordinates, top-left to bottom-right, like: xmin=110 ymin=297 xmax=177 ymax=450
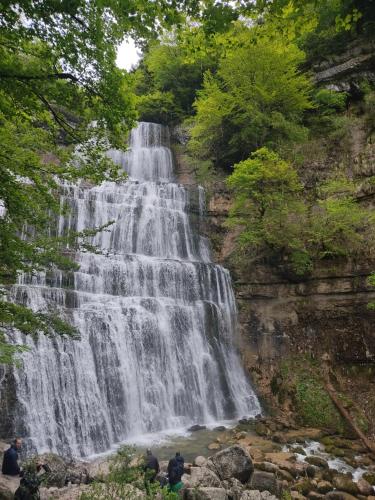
xmin=8 ymin=122 xmax=261 ymax=457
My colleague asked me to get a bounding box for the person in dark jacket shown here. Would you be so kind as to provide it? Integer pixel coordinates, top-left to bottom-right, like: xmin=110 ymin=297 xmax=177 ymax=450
xmin=144 ymin=448 xmax=160 ymax=482
xmin=167 ymin=451 xmax=184 ymax=492
xmin=2 ymin=438 xmax=22 ymax=476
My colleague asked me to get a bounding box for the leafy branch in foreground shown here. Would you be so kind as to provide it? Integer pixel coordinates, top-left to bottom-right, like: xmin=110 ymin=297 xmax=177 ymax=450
xmin=1 ymin=0 xmax=200 ymax=363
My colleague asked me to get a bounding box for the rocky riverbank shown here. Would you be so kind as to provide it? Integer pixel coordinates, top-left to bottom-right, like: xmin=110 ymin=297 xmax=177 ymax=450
xmin=1 ymin=417 xmax=375 ymax=499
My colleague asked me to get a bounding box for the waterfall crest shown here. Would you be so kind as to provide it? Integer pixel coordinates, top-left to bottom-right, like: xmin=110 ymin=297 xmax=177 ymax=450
xmin=8 ymin=122 xmax=260 ymax=457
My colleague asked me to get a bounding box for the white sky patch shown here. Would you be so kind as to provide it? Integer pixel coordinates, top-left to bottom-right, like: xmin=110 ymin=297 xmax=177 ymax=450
xmin=116 ymin=38 xmax=142 ymax=71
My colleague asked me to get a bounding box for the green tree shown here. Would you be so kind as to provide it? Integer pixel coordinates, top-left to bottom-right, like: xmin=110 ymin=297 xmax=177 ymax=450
xmin=0 ymin=0 xmax=202 ymax=362
xmin=189 ymin=25 xmax=313 ymax=167
xmin=227 ymin=150 xmax=375 ymax=276
xmin=227 ymin=147 xmax=309 ymax=272
xmin=309 ymin=179 xmax=375 ymax=259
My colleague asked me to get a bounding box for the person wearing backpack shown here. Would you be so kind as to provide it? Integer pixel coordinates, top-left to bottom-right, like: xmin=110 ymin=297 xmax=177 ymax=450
xmin=167 ymin=452 xmax=184 ymax=493
xmin=14 ymin=461 xmax=50 ymax=500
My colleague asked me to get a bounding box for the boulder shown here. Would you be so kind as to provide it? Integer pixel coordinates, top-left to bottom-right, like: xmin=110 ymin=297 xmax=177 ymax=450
xmin=188 ymin=425 xmax=207 ymax=432
xmin=240 ymin=491 xmax=278 ymax=500
xmin=248 ymin=471 xmax=281 ymax=497
xmin=293 ymin=478 xmax=314 ymax=496
xmin=277 ymin=468 xmax=294 ymax=482
xmin=236 ymin=432 xmax=248 ymax=440
xmin=207 ymin=442 xmax=221 ymax=451
xmin=332 ymin=475 xmax=359 ymax=495
xmin=290 ymin=492 xmax=305 ymax=500
xmin=307 ymin=493 xmax=324 ymax=499
xmin=306 ymin=465 xmax=317 ymax=478
xmin=189 ymin=467 xmax=222 ymax=488
xmin=194 ymin=456 xmax=207 ymax=467
xmin=65 ymin=461 xmax=91 ymax=485
xmin=363 ymin=471 xmax=375 ymax=485
xmin=357 ymin=477 xmax=373 ymax=496
xmin=324 ymin=492 xmax=358 ymax=500
xmin=207 ymin=445 xmax=253 ymax=484
xmin=254 ymin=423 xmax=269 ymax=437
xmin=305 ymin=456 xmax=329 ymax=469
xmin=254 ymin=462 xmax=279 ymax=474
xmin=316 ymin=480 xmax=332 ymax=493
xmin=184 ymin=487 xmax=228 ymax=499
xmin=214 ymin=426 xmax=227 ymax=432
xmin=221 ymin=477 xmax=244 ymax=500
xmin=37 ymin=453 xmax=68 ymax=487
xmin=272 ymin=433 xmax=287 ymax=444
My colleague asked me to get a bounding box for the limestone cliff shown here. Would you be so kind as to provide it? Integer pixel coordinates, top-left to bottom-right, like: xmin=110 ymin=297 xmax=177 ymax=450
xmin=173 ymin=40 xmax=375 ymax=439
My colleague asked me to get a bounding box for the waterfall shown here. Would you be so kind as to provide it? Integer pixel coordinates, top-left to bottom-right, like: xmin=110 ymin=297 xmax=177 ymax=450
xmin=7 ymin=122 xmax=260 ymax=458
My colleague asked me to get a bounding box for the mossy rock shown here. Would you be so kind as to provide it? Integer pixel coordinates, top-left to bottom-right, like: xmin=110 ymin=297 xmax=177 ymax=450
xmin=254 ymin=422 xmax=270 ymax=437
xmin=294 ymin=479 xmax=314 ymax=495
xmin=320 ymin=436 xmax=335 ymax=447
xmin=326 ymin=446 xmax=346 ymax=458
xmin=305 ymin=456 xmax=329 ymax=469
xmin=362 ymin=472 xmax=375 ymax=485
xmin=332 ymin=475 xmax=359 ymax=495
xmin=292 ymin=446 xmax=306 ymax=456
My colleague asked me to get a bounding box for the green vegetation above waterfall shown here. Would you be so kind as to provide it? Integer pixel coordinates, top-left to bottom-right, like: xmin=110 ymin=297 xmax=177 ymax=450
xmin=134 ymin=0 xmax=375 ymax=276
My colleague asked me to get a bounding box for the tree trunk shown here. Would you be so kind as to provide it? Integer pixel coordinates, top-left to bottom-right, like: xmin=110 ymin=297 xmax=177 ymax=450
xmin=323 ymin=371 xmax=375 ymax=454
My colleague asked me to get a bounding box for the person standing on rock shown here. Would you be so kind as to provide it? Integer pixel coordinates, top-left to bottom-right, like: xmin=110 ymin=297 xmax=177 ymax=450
xmin=2 ymin=438 xmax=22 ymax=476
xmin=144 ymin=448 xmax=160 ymax=482
xmin=167 ymin=451 xmax=184 ymax=493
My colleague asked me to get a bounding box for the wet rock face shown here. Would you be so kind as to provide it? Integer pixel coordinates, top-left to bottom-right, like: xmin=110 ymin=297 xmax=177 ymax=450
xmin=207 ymin=445 xmax=253 ymax=484
xmin=0 ymin=366 xmax=17 ymax=440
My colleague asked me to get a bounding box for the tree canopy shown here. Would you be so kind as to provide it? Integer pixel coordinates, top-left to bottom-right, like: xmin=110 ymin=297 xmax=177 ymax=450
xmin=0 ymin=0 xmax=212 ymax=362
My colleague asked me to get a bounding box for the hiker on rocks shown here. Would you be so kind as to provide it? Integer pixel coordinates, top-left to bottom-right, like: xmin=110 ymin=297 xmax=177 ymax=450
xmin=14 ymin=461 xmax=50 ymax=500
xmin=144 ymin=448 xmax=160 ymax=482
xmin=2 ymin=438 xmax=22 ymax=476
xmin=167 ymin=451 xmax=184 ymax=493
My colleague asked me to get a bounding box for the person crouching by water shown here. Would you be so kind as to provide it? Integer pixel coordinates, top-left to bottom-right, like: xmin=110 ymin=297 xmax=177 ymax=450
xmin=14 ymin=460 xmax=51 ymax=500
xmin=2 ymin=438 xmax=22 ymax=476
xmin=167 ymin=451 xmax=184 ymax=493
xmin=144 ymin=448 xmax=160 ymax=483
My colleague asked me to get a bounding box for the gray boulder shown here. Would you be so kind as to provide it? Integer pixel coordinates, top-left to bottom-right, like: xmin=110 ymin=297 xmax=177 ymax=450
xmin=240 ymin=491 xmax=278 ymax=500
xmin=189 ymin=466 xmax=222 ymax=488
xmin=248 ymin=471 xmax=281 ymax=497
xmin=184 ymin=487 xmax=228 ymax=499
xmin=194 ymin=456 xmax=207 ymax=467
xmin=207 ymin=445 xmax=253 ymax=483
xmin=221 ymin=477 xmax=244 ymax=500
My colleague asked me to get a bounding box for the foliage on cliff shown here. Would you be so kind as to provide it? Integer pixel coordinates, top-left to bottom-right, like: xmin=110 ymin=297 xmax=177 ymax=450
xmin=133 ymin=0 xmax=375 ymax=277
xmin=226 ymin=149 xmax=375 ymax=275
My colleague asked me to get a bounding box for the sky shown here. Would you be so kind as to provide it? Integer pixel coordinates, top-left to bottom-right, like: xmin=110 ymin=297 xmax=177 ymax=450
xmin=116 ymin=38 xmax=142 ymax=71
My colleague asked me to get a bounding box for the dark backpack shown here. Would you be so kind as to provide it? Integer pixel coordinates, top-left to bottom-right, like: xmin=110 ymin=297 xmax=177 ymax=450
xmin=14 ymin=472 xmax=41 ymax=499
